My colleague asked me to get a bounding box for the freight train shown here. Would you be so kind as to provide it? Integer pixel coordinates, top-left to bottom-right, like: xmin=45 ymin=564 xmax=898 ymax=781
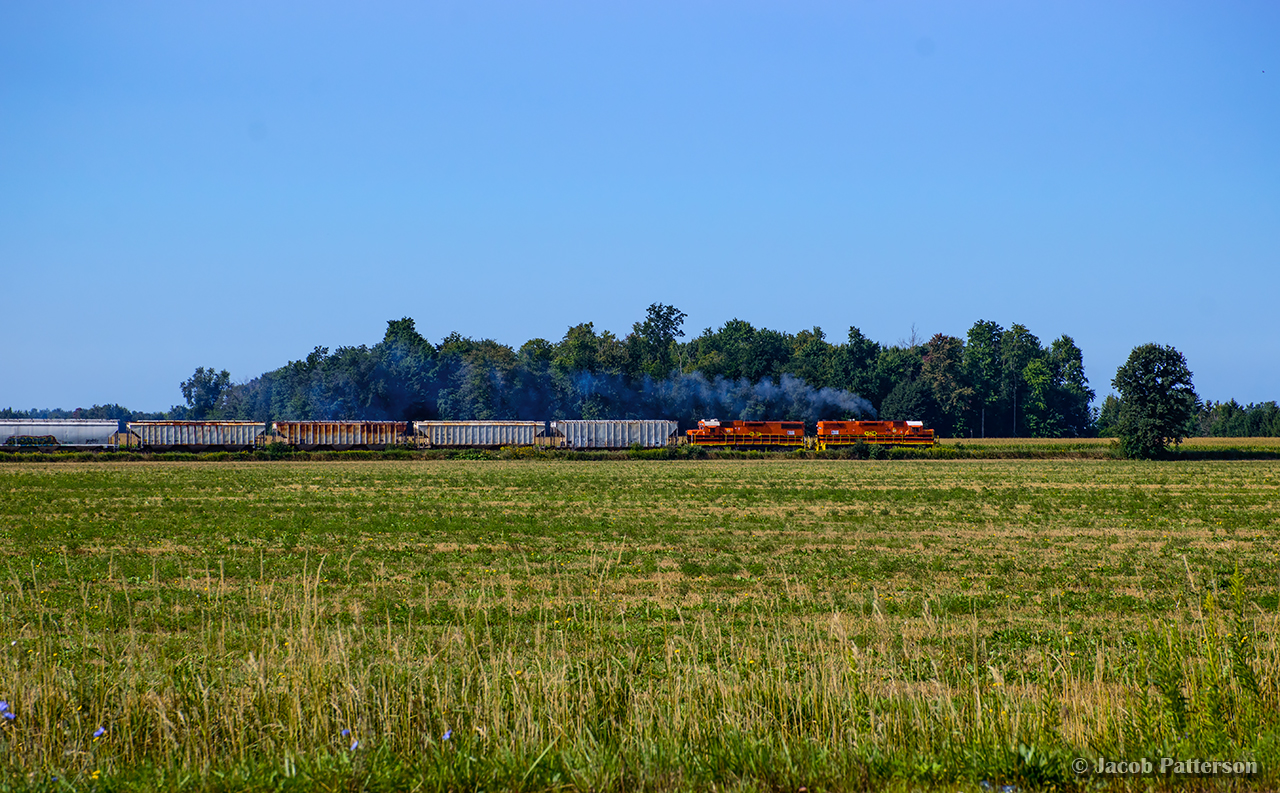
xmin=2 ymin=417 xmax=934 ymax=452
xmin=1 ymin=419 xmax=681 ymax=451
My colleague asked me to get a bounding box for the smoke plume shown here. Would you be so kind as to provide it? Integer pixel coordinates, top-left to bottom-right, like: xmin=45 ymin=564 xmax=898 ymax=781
xmin=579 ymin=371 xmax=875 ymax=429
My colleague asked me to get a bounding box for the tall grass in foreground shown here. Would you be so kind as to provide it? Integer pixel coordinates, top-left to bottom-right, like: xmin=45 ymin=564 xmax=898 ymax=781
xmin=0 ymin=563 xmax=1275 ymax=791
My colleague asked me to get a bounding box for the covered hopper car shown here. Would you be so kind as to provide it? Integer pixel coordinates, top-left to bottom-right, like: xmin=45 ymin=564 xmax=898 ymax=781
xmin=552 ymin=419 xmax=679 ymax=449
xmin=414 ymin=420 xmax=545 ymax=448
xmin=1 ymin=419 xmax=120 ymax=449
xmin=127 ymin=421 xmax=266 ymax=451
xmin=272 ymin=421 xmax=408 ymax=450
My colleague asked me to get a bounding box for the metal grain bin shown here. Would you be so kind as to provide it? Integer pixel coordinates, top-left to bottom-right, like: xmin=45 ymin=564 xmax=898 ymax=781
xmin=127 ymin=421 xmax=266 ymax=449
xmin=553 ymin=420 xmax=678 ymax=449
xmin=1 ymin=419 xmax=119 ymax=448
xmin=413 ymin=421 xmax=541 ymax=448
xmin=272 ymin=421 xmax=407 ymax=449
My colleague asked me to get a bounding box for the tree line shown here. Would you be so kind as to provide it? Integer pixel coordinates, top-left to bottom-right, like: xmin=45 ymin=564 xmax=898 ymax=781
xmin=5 ymin=305 xmax=1275 ymax=443
xmin=166 ymin=307 xmax=1097 ymax=438
xmin=1097 ymin=395 xmax=1280 ymax=439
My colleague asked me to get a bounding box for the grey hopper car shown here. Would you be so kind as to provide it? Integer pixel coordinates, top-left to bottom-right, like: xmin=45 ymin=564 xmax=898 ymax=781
xmin=413 ymin=421 xmax=547 ymax=448
xmin=1 ymin=419 xmax=120 ymax=449
xmin=127 ymin=421 xmax=266 ymax=450
xmin=552 ymin=420 xmax=678 ymax=449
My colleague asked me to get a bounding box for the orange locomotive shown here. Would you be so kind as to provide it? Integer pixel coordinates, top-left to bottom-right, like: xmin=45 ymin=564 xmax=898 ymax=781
xmin=815 ymin=420 xmax=935 ymax=448
xmin=686 ymin=419 xmax=806 ymax=448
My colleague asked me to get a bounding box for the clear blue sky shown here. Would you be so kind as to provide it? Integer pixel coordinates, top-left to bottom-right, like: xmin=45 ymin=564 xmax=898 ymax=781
xmin=3 ymin=1 xmax=1276 ymax=412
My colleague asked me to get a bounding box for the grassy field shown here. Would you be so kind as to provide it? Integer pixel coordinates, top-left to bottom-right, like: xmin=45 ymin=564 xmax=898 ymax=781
xmin=939 ymin=436 xmax=1280 ymax=451
xmin=0 ymin=459 xmax=1278 ymax=791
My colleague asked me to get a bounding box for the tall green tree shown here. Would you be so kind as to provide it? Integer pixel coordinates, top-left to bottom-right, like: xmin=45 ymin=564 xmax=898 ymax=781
xmin=1111 ymin=344 xmax=1198 ymax=458
xmin=1045 ymin=335 xmax=1095 ymax=436
xmin=436 ymin=335 xmax=519 ymax=420
xmin=372 ymin=318 xmax=437 ymax=419
xmin=630 ymin=303 xmax=687 ymax=378
xmin=790 ymin=327 xmax=832 ymax=389
xmin=553 ymin=323 xmax=630 ymax=419
xmin=826 ymin=326 xmax=881 ymax=401
xmin=512 ymin=339 xmax=562 ymax=419
xmin=879 ymin=378 xmax=941 ymax=428
xmin=1095 ymin=394 xmax=1122 ymax=437
xmin=180 ymin=367 xmax=232 ymax=419
xmin=554 ymin=323 xmax=605 ymax=374
xmin=964 ymin=320 xmax=1004 ymax=436
xmin=688 ymin=319 xmax=793 ymax=383
xmin=689 ymin=320 xmax=751 ymax=379
xmin=873 ymin=345 xmax=923 ymax=411
xmin=919 ymin=334 xmax=972 ymax=436
xmin=1019 ymin=358 xmax=1064 ymax=437
xmin=1000 ymin=324 xmax=1041 ymax=436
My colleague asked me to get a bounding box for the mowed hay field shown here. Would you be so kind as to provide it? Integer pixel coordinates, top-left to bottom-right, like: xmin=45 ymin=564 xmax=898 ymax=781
xmin=936 ymin=436 xmax=1280 ymax=455
xmin=1 ymin=460 xmax=1278 ymax=791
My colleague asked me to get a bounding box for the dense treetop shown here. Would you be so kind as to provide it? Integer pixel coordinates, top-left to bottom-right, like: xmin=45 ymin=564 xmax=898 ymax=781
xmin=1107 ymin=344 xmax=1199 ymax=458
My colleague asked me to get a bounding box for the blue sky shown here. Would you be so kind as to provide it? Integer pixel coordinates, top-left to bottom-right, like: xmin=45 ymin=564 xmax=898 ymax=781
xmin=2 ymin=1 xmax=1276 ymax=412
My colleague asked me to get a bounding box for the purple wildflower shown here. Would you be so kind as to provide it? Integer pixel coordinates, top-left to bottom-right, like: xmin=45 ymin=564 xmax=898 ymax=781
xmin=93 ymin=726 xmax=106 ymax=738
xmin=442 ymin=728 xmax=452 ymax=741
xmin=0 ymin=701 xmax=7 ymax=712
xmin=340 ymin=728 xmax=350 ymax=737
xmin=2 ymin=712 xmax=13 ymax=721
xmin=350 ymin=740 xmax=360 ymax=751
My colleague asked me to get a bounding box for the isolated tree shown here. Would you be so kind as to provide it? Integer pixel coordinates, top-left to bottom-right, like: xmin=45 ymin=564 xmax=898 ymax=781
xmin=1111 ymin=344 xmax=1198 ymax=458
xmin=180 ymin=367 xmax=232 ymax=419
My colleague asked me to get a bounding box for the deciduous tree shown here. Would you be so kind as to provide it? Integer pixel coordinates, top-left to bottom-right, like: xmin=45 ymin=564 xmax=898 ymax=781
xmin=1111 ymin=344 xmax=1198 ymax=458
xmin=180 ymin=367 xmax=232 ymax=419
xmin=920 ymin=333 xmax=972 ymax=436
